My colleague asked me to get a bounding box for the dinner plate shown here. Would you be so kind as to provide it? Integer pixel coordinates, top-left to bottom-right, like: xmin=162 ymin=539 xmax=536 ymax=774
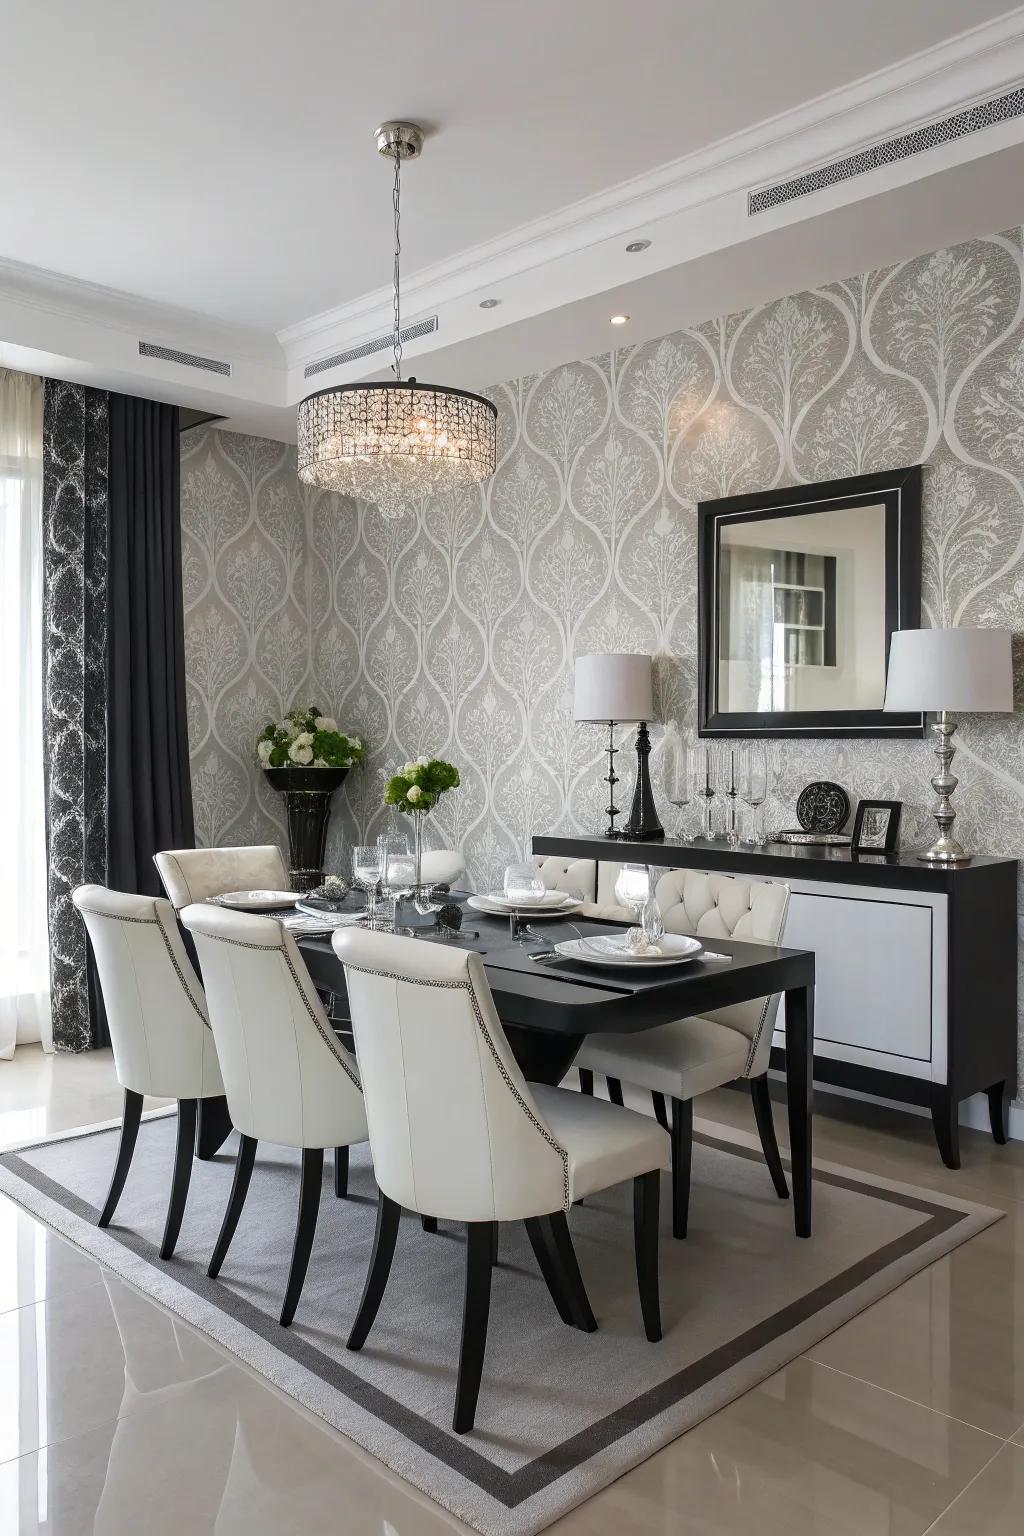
xmin=554 ymin=933 xmax=703 ymax=968
xmin=467 ymin=893 xmax=584 ymax=918
xmin=213 ymin=889 xmax=298 ymax=912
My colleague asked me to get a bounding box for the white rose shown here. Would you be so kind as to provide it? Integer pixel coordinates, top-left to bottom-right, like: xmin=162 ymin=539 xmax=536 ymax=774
xmin=315 ymin=716 xmax=338 ymax=732
xmin=416 ymin=754 xmax=430 ymax=767
xmin=406 ymin=784 xmax=423 ymax=803
xmin=257 ymin=740 xmax=273 ymax=764
xmin=288 ymin=739 xmax=314 ymax=765
xmin=296 ymin=731 xmax=314 ymax=746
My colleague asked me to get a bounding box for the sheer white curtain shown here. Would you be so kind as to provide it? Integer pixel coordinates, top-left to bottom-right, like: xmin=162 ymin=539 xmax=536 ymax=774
xmin=0 ymin=369 xmax=51 ymax=1057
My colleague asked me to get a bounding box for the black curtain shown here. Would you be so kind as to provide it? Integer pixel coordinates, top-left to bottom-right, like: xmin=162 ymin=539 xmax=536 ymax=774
xmin=106 ymin=395 xmax=194 ymax=896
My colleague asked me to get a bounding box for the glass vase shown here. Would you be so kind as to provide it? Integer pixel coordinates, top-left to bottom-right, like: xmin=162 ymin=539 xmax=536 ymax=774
xmin=411 ymin=809 xmax=424 ymax=892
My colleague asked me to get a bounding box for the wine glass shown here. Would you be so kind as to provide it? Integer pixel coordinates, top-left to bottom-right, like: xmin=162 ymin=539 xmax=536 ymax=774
xmin=503 ymin=863 xmax=547 ymax=941
xmin=661 ymin=726 xmax=693 ymax=839
xmin=352 ymin=845 xmax=383 ymax=923
xmin=738 ymin=743 xmax=769 ymax=844
xmin=696 ymin=744 xmax=722 ymax=841
xmin=614 ymin=864 xmax=650 ymax=925
xmin=383 ymin=849 xmax=417 ymax=931
xmin=503 ymin=863 xmax=546 ymax=904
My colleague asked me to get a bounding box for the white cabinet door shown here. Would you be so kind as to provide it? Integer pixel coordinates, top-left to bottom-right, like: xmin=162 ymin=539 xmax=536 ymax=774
xmin=781 ymin=891 xmax=933 ymax=1062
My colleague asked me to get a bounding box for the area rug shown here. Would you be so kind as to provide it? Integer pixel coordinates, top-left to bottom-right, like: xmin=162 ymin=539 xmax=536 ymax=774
xmin=0 ymin=1111 xmax=1001 ymax=1536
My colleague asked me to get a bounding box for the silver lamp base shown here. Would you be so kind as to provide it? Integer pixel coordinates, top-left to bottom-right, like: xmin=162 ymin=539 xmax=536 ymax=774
xmin=917 ymin=712 xmax=971 ymax=864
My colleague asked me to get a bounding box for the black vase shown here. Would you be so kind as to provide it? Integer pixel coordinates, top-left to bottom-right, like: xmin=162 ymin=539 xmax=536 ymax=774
xmin=263 ymin=766 xmax=349 ymax=891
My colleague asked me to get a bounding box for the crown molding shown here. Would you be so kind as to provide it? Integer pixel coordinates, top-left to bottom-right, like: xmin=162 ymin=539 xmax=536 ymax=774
xmin=0 ymin=255 xmax=282 ymax=367
xmin=279 ymin=6 xmax=1024 ymax=372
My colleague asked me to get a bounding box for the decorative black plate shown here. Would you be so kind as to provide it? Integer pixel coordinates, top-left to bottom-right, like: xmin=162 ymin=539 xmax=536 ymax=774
xmin=796 ymin=781 xmax=851 ymax=834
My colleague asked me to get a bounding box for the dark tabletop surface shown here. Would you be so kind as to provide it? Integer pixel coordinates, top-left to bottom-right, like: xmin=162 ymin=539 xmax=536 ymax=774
xmin=296 ymin=900 xmax=814 ymax=1037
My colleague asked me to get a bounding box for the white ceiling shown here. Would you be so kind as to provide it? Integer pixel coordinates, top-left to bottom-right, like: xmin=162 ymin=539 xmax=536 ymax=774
xmin=3 ymin=2 xmax=1024 ymax=435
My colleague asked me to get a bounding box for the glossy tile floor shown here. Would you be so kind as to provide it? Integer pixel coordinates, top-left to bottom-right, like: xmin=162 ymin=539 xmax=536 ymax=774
xmin=0 ymin=1046 xmax=1022 ymax=1535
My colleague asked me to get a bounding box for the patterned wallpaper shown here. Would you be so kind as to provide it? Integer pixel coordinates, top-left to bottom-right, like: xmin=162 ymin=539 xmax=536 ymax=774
xmin=182 ymin=226 xmax=1024 ymax=1095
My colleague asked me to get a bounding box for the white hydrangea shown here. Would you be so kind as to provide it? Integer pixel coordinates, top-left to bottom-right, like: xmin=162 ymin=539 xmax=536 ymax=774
xmin=416 ymin=754 xmax=430 ymax=766
xmin=402 ymin=760 xmax=420 ymax=778
xmin=314 ymin=716 xmax=338 ymax=732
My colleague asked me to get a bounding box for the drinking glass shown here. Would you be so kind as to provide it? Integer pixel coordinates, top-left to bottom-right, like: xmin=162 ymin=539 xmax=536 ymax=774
xmin=737 ymin=743 xmax=769 ymax=844
xmin=661 ymin=726 xmax=694 ymax=839
xmin=352 ymin=844 xmax=383 ymax=922
xmin=614 ymin=864 xmax=651 ymax=925
xmin=503 ymin=864 xmax=546 ymax=904
xmin=503 ymin=863 xmax=548 ymax=942
xmin=696 ymin=744 xmax=721 ymax=840
xmin=382 ymin=850 xmax=416 ymax=930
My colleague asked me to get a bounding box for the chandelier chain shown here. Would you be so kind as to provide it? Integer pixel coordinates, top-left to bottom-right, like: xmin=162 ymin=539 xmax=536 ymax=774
xmin=392 ymin=149 xmax=402 ymax=381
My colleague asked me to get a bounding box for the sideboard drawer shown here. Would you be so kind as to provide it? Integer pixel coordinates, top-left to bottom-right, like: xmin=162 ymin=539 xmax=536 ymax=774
xmin=782 ymin=891 xmax=933 ymax=1061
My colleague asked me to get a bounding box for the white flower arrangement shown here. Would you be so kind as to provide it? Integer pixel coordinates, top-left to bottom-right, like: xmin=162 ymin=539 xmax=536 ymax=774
xmin=257 ymin=706 xmax=365 ymax=770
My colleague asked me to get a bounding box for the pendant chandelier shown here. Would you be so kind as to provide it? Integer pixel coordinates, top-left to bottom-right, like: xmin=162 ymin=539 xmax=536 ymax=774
xmin=297 ymin=122 xmax=497 ymax=518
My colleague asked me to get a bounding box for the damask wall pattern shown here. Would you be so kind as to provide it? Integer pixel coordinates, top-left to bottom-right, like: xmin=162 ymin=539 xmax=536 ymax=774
xmin=179 ymin=427 xmax=351 ymax=851
xmin=182 ymin=226 xmax=1024 ymax=1096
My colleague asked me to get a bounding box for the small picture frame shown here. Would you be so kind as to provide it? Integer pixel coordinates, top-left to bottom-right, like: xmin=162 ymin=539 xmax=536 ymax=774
xmin=851 ymin=799 xmax=902 ymax=854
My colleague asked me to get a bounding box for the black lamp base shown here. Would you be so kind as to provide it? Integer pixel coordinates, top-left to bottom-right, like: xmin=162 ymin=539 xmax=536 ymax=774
xmin=622 ymin=722 xmax=664 ymax=840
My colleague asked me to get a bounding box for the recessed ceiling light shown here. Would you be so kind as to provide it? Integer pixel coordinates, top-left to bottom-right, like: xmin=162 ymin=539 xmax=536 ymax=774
xmin=479 ymin=298 xmax=501 ymax=309
xmin=610 ymin=314 xmax=630 ymax=325
xmin=626 ymin=239 xmax=651 ymax=253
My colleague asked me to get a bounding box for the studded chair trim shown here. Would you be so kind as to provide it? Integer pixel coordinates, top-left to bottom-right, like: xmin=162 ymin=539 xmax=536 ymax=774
xmin=340 ymin=959 xmax=571 ymax=1211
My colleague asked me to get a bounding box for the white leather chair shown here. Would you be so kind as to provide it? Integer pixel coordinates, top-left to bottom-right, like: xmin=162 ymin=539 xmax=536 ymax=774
xmin=575 ymin=871 xmax=791 ymax=1239
xmin=71 ymin=886 xmax=225 ymax=1259
xmin=181 ymin=903 xmax=368 ymax=1327
xmin=419 ymin=849 xmax=466 ymax=887
xmin=331 ymin=927 xmax=670 ymax=1434
xmin=154 ymin=845 xmax=290 ymax=910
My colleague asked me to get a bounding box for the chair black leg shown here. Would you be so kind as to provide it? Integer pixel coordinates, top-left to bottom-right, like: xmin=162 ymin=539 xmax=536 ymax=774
xmin=524 ymin=1218 xmax=575 ymax=1325
xmin=988 ymin=1080 xmax=1011 ymax=1146
xmin=670 ymin=1096 xmax=693 ymax=1239
xmin=453 ymin=1222 xmax=495 ymax=1434
xmin=421 ymin=1215 xmax=438 ymax=1233
xmin=750 ymin=1075 xmax=789 ymax=1199
xmin=98 ymin=1088 xmax=144 ymax=1228
xmin=652 ymin=1091 xmax=669 ymax=1131
xmin=633 ymin=1170 xmax=662 ymax=1342
xmin=348 ymin=1191 xmax=401 ymax=1350
xmin=280 ymin=1148 xmax=324 ymax=1327
xmin=334 ymin=1145 xmax=349 ymax=1198
xmin=578 ymin=1068 xmax=594 ymax=1096
xmin=542 ymin=1212 xmax=597 ymax=1332
xmin=208 ymin=1134 xmax=257 ymax=1278
xmin=491 ymin=1225 xmax=499 ymax=1266
xmin=160 ymin=1099 xmax=198 ymax=1260
xmin=606 ymin=1076 xmax=624 ymax=1106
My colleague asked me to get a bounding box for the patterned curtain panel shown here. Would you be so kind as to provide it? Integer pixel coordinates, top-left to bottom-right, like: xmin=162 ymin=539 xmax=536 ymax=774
xmin=42 ymin=380 xmax=109 ymax=1052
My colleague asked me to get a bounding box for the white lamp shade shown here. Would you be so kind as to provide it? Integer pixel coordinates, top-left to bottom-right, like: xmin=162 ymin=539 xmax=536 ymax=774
xmin=573 ymin=653 xmax=654 ymax=723
xmin=884 ymin=628 xmax=1014 ymax=714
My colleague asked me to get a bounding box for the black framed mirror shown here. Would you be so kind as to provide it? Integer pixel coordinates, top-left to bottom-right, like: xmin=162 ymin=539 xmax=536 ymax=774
xmin=697 ymin=465 xmax=923 ymax=738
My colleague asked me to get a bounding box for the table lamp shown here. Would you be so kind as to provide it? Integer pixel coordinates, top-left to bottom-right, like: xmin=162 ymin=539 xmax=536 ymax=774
xmin=573 ymin=654 xmax=662 ymax=839
xmin=884 ymin=627 xmax=1013 ymax=863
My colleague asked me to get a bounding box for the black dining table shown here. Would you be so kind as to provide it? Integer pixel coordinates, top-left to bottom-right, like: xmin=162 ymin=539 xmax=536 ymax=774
xmin=295 ymin=905 xmax=816 ymax=1239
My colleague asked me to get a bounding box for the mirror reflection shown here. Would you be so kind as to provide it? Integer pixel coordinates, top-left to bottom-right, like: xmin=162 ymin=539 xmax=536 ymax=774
xmin=717 ymin=502 xmax=887 ymax=714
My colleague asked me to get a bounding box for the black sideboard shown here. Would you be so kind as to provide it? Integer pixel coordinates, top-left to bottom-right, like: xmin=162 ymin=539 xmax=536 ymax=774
xmin=532 ymin=833 xmax=1019 ymax=1168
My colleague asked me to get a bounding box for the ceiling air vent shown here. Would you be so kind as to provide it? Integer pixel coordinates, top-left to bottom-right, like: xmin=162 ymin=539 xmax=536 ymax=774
xmin=304 ymin=315 xmax=439 ymax=379
xmin=748 ymin=84 xmax=1024 ymax=215
xmin=139 ymin=341 xmax=232 ymax=377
